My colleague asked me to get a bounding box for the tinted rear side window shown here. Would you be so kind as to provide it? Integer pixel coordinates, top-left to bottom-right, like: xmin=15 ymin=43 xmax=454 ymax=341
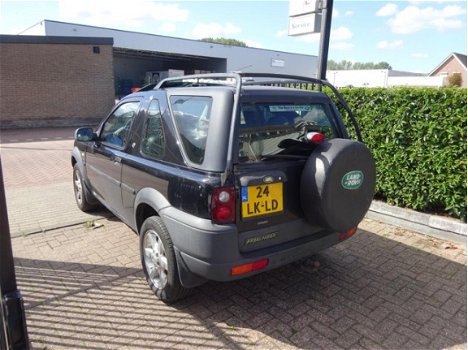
xmin=171 ymin=96 xmax=212 ymax=164
xmin=239 ymin=102 xmax=337 ymax=162
xmin=141 ymin=99 xmax=165 ymax=159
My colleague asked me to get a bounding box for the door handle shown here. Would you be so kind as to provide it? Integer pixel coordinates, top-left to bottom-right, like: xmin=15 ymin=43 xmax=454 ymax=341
xmin=112 ymin=156 xmax=122 ymax=164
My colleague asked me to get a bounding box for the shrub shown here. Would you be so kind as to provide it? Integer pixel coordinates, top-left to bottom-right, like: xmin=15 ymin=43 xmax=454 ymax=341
xmin=447 ymin=73 xmax=462 ymax=87
xmin=336 ymin=87 xmax=467 ymax=221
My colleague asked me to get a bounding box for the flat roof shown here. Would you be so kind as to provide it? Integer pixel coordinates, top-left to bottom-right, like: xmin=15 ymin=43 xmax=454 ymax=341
xmin=0 ymin=34 xmax=113 ymax=45
xmin=38 ymin=19 xmax=314 ymax=58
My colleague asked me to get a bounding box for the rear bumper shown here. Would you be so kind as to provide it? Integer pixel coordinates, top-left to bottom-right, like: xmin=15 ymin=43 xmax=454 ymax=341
xmin=160 ymin=206 xmax=341 ymax=285
xmin=179 ymin=230 xmax=339 ymax=282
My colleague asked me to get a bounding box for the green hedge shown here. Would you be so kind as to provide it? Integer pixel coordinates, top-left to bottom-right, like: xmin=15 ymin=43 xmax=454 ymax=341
xmin=336 ymin=88 xmax=467 ymax=221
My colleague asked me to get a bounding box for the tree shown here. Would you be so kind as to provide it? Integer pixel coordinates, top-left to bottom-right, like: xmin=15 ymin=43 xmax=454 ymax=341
xmin=201 ymin=38 xmax=248 ymax=47
xmin=375 ymin=61 xmax=393 ymax=70
xmin=328 ymin=60 xmax=392 ymax=70
xmin=447 ymin=73 xmax=462 ymax=87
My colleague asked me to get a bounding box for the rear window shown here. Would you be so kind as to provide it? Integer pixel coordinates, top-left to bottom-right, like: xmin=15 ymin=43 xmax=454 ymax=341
xmin=239 ymin=102 xmax=337 ymax=162
xmin=171 ymin=96 xmax=212 ymax=164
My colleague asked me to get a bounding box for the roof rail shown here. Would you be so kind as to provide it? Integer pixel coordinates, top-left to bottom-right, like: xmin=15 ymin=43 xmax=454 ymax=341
xmin=157 ymin=72 xmax=362 ymax=142
xmin=156 ymin=73 xmax=240 ymax=89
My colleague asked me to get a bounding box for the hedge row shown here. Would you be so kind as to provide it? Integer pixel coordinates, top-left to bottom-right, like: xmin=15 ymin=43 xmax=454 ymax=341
xmin=336 ymin=87 xmax=467 ymax=221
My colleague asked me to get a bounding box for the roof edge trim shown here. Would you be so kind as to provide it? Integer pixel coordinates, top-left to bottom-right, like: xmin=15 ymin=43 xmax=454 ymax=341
xmin=0 ymin=35 xmax=114 ymax=45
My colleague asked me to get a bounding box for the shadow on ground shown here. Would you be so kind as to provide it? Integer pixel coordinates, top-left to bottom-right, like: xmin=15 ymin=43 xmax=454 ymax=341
xmin=15 ymin=229 xmax=466 ymax=349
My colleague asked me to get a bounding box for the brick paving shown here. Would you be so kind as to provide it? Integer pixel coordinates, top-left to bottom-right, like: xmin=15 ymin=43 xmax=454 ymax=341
xmin=2 ymin=128 xmax=467 ymax=349
xmin=1 ymin=128 xmax=110 ymax=236
xmin=11 ymin=218 xmax=466 ymax=350
xmin=5 ymin=182 xmax=111 ymax=237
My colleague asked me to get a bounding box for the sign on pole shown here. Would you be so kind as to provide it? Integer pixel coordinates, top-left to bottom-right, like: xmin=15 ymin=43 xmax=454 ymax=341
xmin=288 ymin=13 xmax=321 ymax=36
xmin=289 ymin=0 xmax=322 ymax=17
xmin=288 ymin=0 xmax=324 ymax=36
xmin=288 ymin=0 xmax=333 ymax=81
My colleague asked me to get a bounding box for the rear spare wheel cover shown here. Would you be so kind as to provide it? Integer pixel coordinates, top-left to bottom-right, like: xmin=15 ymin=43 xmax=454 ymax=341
xmin=300 ymin=139 xmax=376 ymax=232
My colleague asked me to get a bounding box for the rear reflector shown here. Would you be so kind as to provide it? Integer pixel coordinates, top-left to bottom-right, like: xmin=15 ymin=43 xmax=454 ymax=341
xmin=339 ymin=227 xmax=358 ymax=240
xmin=231 ymin=259 xmax=269 ymax=276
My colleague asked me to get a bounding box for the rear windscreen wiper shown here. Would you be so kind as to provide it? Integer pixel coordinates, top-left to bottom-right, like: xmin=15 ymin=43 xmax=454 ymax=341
xmin=261 ymin=154 xmax=309 ymax=160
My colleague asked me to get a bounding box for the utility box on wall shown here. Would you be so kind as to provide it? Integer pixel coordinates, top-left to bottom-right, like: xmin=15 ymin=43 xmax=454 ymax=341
xmin=145 ymin=69 xmax=184 ymax=85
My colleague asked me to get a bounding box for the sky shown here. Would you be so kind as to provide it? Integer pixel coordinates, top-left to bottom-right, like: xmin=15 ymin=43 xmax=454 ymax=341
xmin=0 ymin=0 xmax=466 ymax=73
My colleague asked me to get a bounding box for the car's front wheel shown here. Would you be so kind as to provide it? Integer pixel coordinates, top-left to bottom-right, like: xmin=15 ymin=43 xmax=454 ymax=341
xmin=73 ymin=164 xmax=97 ymax=212
xmin=140 ymin=216 xmax=189 ymax=303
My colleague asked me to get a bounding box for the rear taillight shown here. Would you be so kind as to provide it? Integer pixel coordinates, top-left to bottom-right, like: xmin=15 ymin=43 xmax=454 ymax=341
xmin=211 ymin=186 xmax=236 ymax=224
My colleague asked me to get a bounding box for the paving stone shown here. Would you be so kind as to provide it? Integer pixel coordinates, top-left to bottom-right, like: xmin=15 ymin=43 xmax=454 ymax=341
xmin=334 ymin=328 xmax=362 ymax=349
xmin=289 ymin=326 xmax=318 ymax=348
xmin=430 ymin=335 xmax=463 ymax=350
xmin=368 ymin=305 xmax=391 ymax=323
xmin=358 ymin=337 xmax=385 ymax=350
xmin=381 ymin=331 xmax=409 ymax=349
xmin=374 ymin=319 xmax=399 ymax=338
xmin=352 ymin=323 xmax=386 ymax=344
xmin=310 ymin=333 xmax=341 ymax=350
xmin=330 ymin=315 xmax=355 ymax=334
xmin=395 ymin=325 xmax=431 ymax=346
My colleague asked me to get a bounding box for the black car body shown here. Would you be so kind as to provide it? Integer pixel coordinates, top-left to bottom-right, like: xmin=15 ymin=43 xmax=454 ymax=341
xmin=72 ymin=73 xmax=375 ymax=302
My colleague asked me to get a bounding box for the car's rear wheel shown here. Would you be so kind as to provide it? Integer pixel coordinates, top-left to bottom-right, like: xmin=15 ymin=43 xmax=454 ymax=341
xmin=140 ymin=216 xmax=189 ymax=303
xmin=73 ymin=164 xmax=97 ymax=212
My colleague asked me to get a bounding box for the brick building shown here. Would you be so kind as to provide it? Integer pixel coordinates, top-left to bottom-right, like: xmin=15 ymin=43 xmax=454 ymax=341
xmin=1 ymin=20 xmax=318 ymax=129
xmin=0 ymin=35 xmax=115 ymax=128
xmin=429 ymin=52 xmax=467 ymax=88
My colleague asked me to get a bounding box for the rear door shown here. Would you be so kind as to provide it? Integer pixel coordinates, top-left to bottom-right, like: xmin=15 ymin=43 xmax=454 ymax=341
xmin=235 ymin=97 xmax=342 ymax=238
xmin=86 ymin=100 xmax=141 ymax=214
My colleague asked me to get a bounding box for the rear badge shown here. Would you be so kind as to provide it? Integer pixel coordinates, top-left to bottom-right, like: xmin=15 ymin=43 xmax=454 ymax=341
xmin=263 ymin=176 xmax=274 ymax=184
xmin=342 ymin=170 xmax=364 ymax=190
xmin=245 ymin=232 xmax=278 ymax=246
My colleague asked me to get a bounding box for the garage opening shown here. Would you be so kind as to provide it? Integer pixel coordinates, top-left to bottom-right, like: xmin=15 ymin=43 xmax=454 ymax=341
xmin=113 ymin=48 xmax=227 ymax=97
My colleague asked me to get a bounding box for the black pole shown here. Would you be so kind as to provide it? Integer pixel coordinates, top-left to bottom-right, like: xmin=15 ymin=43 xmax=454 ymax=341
xmin=0 ymin=156 xmax=29 ymax=349
xmin=317 ymin=0 xmax=334 ymax=81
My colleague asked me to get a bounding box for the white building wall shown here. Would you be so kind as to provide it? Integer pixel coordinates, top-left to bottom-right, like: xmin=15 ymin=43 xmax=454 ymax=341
xmin=22 ymin=20 xmax=317 ymax=77
xmin=327 ymin=69 xmax=443 ymax=88
xmin=327 ymin=70 xmax=389 ymax=88
xmin=387 ymin=76 xmax=445 ymax=87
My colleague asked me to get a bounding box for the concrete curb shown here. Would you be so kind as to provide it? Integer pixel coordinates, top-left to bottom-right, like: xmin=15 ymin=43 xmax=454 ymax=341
xmin=366 ymin=200 xmax=467 ymax=246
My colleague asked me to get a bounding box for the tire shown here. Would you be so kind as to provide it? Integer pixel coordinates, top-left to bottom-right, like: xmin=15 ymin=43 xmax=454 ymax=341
xmin=73 ymin=164 xmax=97 ymax=212
xmin=140 ymin=216 xmax=189 ymax=303
xmin=300 ymin=139 xmax=376 ymax=232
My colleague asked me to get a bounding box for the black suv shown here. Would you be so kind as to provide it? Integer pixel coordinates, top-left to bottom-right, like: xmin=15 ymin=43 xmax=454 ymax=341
xmin=72 ymin=73 xmax=375 ymax=302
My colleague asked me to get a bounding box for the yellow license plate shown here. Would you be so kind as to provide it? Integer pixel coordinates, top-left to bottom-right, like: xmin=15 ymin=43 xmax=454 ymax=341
xmin=241 ymin=182 xmax=283 ymax=218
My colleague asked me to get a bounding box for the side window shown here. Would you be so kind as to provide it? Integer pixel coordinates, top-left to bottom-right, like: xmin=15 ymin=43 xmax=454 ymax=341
xmin=171 ymin=96 xmax=212 ymax=164
xmin=101 ymin=101 xmax=140 ymax=147
xmin=141 ymin=100 xmax=165 ymax=159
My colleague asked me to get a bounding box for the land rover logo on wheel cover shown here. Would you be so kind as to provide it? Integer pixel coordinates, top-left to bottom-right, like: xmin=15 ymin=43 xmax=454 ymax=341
xmin=263 ymin=176 xmax=274 ymax=184
xmin=341 ymin=170 xmax=364 ymax=190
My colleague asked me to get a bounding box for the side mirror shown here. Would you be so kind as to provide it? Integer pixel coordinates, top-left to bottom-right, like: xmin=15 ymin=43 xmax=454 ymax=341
xmin=75 ymin=127 xmax=96 ymax=142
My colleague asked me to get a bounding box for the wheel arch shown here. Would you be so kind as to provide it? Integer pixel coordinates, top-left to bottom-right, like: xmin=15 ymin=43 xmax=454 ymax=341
xmin=135 ymin=188 xmax=207 ymax=289
xmin=134 ymin=187 xmax=171 ymax=234
xmin=71 ymin=146 xmax=84 ymax=171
